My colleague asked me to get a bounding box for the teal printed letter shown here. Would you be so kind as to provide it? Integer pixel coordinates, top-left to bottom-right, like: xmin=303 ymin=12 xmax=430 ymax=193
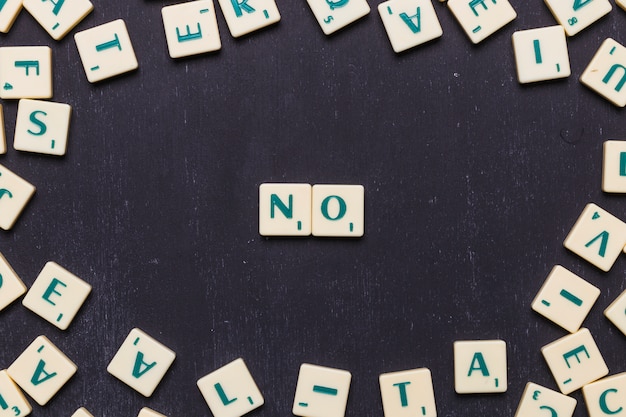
xmin=43 ymin=0 xmax=65 ymax=15
xmin=132 ymin=352 xmax=157 ymax=378
xmin=42 ymin=278 xmax=67 ymax=306
xmin=467 ymin=352 xmax=490 ymax=376
xmin=399 ymin=8 xmax=421 ymax=33
xmin=562 ymin=345 xmax=590 ymax=368
xmin=599 ymin=389 xmax=623 ymax=415
xmin=326 ymin=0 xmax=349 ymax=10
xmin=392 ymin=381 xmax=411 ymax=407
xmin=270 ymin=194 xmax=293 ymax=219
xmin=321 ymin=195 xmax=346 ymax=221
xmin=231 ymin=0 xmax=255 ymax=17
xmin=27 ymin=110 xmax=47 ymax=136
xmin=31 ymin=360 xmax=57 ymax=386
xmin=585 ymin=231 xmax=609 ymax=257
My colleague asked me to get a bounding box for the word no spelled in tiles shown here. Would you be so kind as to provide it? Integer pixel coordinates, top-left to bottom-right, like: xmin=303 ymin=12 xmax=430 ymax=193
xmin=23 ymin=0 xmax=93 ymax=41
xmin=544 ymin=0 xmax=611 ymax=36
xmin=259 ymin=183 xmax=364 ymax=237
xmin=582 ymin=372 xmax=626 ymax=417
xmin=217 ymin=0 xmax=280 ymax=38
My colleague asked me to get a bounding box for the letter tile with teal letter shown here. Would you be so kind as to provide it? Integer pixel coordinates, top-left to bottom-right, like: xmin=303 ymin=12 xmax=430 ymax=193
xmin=512 ymin=26 xmax=571 ymax=84
xmin=74 ymin=19 xmax=138 ymax=83
xmin=514 ymin=382 xmax=577 ymax=417
xmin=0 ymin=104 xmax=6 ymax=154
xmin=582 ymin=372 xmax=626 ymax=417
xmin=0 ymin=163 xmax=36 ymax=231
xmin=161 ymin=0 xmax=221 ymax=58
xmin=563 ymin=203 xmax=626 ymax=272
xmin=14 ymin=99 xmax=72 ymax=156
xmin=311 ymin=184 xmax=364 ymax=237
xmin=259 ymin=183 xmax=312 ymax=236
xmin=379 ymin=368 xmax=437 ymax=417
xmin=22 ymin=261 xmax=92 ymax=330
xmin=197 ymin=358 xmax=264 ymax=417
xmin=0 ymin=369 xmax=32 ymax=417
xmin=541 ymin=328 xmax=608 ymax=394
xmin=453 ymin=340 xmax=507 ymax=393
xmin=138 ymin=407 xmax=168 ymax=417
xmin=604 ymin=290 xmax=626 ymax=336
xmin=305 ymin=0 xmax=370 ymax=35
xmin=23 ymin=0 xmax=93 ymax=41
xmin=0 ymin=46 xmax=52 ymax=99
xmin=0 ymin=252 xmax=27 ymax=312
xmin=0 ymin=0 xmax=22 ymax=33
xmin=447 ymin=0 xmax=516 ymax=44
xmin=531 ymin=265 xmax=600 ymax=333
xmin=71 ymin=407 xmax=94 ymax=417
xmin=107 ymin=328 xmax=176 ymax=397
xmin=580 ymin=39 xmax=626 ymax=107
xmin=602 ymin=141 xmax=626 ymax=192
xmin=7 ymin=335 xmax=77 ymax=406
xmin=292 ymin=363 xmax=352 ymax=417
xmin=216 ymin=0 xmax=280 ymax=38
xmin=377 ymin=0 xmax=443 ymax=53
xmin=544 ymin=0 xmax=611 ymax=37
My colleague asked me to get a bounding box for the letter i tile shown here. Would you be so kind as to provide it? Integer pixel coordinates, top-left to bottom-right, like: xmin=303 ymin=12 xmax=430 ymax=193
xmin=197 ymin=358 xmax=264 ymax=417
xmin=23 ymin=0 xmax=93 ymax=41
xmin=0 ymin=0 xmax=22 ymax=33
xmin=7 ymin=335 xmax=77 ymax=406
xmin=541 ymin=328 xmax=608 ymax=394
xmin=107 ymin=328 xmax=176 ymax=397
xmin=0 ymin=252 xmax=27 ymax=312
xmin=454 ymin=340 xmax=507 ymax=393
xmin=74 ymin=19 xmax=138 ymax=83
xmin=0 ymin=163 xmax=36 ymax=231
xmin=378 ymin=0 xmax=443 ymax=53
xmin=216 ymin=0 xmax=280 ymax=38
xmin=0 ymin=370 xmax=32 ymax=417
xmin=580 ymin=39 xmax=626 ymax=107
xmin=379 ymin=368 xmax=436 ymax=417
xmin=22 ymin=261 xmax=92 ymax=330
xmin=305 ymin=0 xmax=370 ymax=35
xmin=514 ymin=382 xmax=577 ymax=417
xmin=563 ymin=203 xmax=626 ymax=272
xmin=582 ymin=372 xmax=626 ymax=417
xmin=292 ymin=363 xmax=352 ymax=417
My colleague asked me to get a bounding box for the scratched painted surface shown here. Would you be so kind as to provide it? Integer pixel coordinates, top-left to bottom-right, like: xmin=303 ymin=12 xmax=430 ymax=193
xmin=0 ymin=1 xmax=624 ymax=416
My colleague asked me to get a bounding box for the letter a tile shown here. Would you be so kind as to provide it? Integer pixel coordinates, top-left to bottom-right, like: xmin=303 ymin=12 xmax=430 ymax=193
xmin=541 ymin=328 xmax=608 ymax=394
xmin=563 ymin=203 xmax=626 ymax=272
xmin=0 ymin=46 xmax=53 ymax=99
xmin=454 ymin=340 xmax=507 ymax=393
xmin=107 ymin=328 xmax=176 ymax=397
xmin=582 ymin=372 xmax=626 ymax=417
xmin=378 ymin=0 xmax=443 ymax=53
xmin=197 ymin=358 xmax=264 ymax=417
xmin=7 ymin=335 xmax=77 ymax=406
xmin=580 ymin=39 xmax=626 ymax=107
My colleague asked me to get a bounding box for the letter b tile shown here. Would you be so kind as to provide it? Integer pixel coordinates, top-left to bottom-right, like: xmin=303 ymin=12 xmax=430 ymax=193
xmin=107 ymin=328 xmax=176 ymax=397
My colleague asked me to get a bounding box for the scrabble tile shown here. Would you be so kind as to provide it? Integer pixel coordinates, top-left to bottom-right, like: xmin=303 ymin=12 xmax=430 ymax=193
xmin=602 ymin=140 xmax=626 ymax=192
xmin=0 ymin=163 xmax=36 ymax=231
xmin=22 ymin=261 xmax=91 ymax=330
xmin=259 ymin=183 xmax=311 ymax=236
xmin=447 ymin=0 xmax=516 ymax=44
xmin=197 ymin=358 xmax=264 ymax=417
xmin=453 ymin=339 xmax=507 ymax=393
xmin=580 ymin=39 xmax=626 ymax=107
xmin=161 ymin=0 xmax=221 ymax=58
xmin=216 ymin=0 xmax=280 ymax=38
xmin=7 ymin=335 xmax=77 ymax=406
xmin=138 ymin=407 xmax=167 ymax=417
xmin=379 ymin=368 xmax=436 ymax=417
xmin=305 ymin=0 xmax=370 ymax=35
xmin=0 ymin=369 xmax=32 ymax=417
xmin=0 ymin=0 xmax=22 ymax=33
xmin=378 ymin=0 xmax=443 ymax=53
xmin=531 ymin=265 xmax=600 ymax=333
xmin=71 ymin=407 xmax=94 ymax=417
xmin=292 ymin=363 xmax=351 ymax=417
xmin=0 ymin=46 xmax=53 ymax=99
xmin=311 ymin=184 xmax=364 ymax=237
xmin=13 ymin=99 xmax=72 ymax=156
xmin=0 ymin=252 xmax=27 ymax=312
xmin=541 ymin=328 xmax=608 ymax=394
xmin=107 ymin=328 xmax=176 ymax=397
xmin=514 ymin=382 xmax=577 ymax=417
xmin=582 ymin=372 xmax=626 ymax=417
xmin=512 ymin=26 xmax=571 ymax=84
xmin=23 ymin=0 xmax=93 ymax=41
xmin=617 ymin=0 xmax=626 ymax=11
xmin=0 ymin=104 xmax=5 ymax=154
xmin=544 ymin=0 xmax=611 ymax=36
xmin=74 ymin=19 xmax=138 ymax=83
xmin=563 ymin=203 xmax=626 ymax=272
xmin=604 ymin=289 xmax=626 ymax=336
